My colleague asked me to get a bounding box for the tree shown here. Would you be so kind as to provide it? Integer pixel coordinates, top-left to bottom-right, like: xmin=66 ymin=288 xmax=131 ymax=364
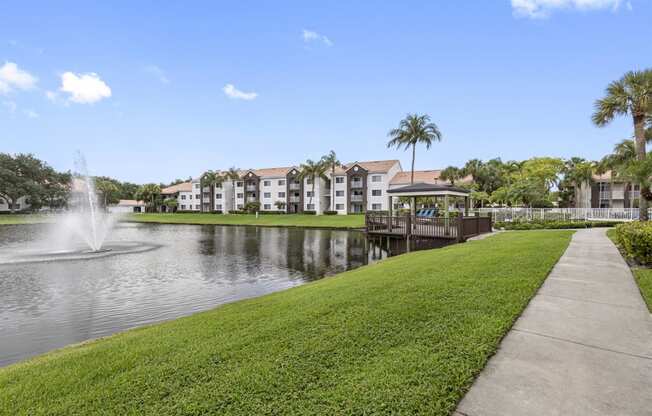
xmin=559 ymin=158 xmax=595 ymax=208
xmin=200 ymin=170 xmax=219 ymax=213
xmin=440 ymin=166 xmax=463 ymax=185
xmin=387 ymin=113 xmax=442 ymax=184
xmin=298 ymin=159 xmax=326 ymax=209
xmin=95 ymin=179 xmax=120 ymax=208
xmin=593 ymin=69 xmax=652 ymax=220
xmin=0 ymin=153 xmax=51 ymax=212
xmin=320 ymin=150 xmax=341 ymax=210
xmin=163 ymin=198 xmax=178 ymax=212
xmin=274 ymin=200 xmax=286 ymax=211
xmin=135 ymin=184 xmax=162 ymax=213
xmin=223 ymin=167 xmax=241 ymax=214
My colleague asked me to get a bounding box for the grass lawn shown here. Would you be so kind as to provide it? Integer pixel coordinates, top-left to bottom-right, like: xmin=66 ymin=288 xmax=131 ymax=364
xmin=0 ymin=231 xmax=572 ymax=415
xmin=126 ymin=213 xmax=365 ymax=229
xmin=607 ymin=229 xmax=652 ymax=312
xmin=0 ymin=214 xmax=50 ymax=225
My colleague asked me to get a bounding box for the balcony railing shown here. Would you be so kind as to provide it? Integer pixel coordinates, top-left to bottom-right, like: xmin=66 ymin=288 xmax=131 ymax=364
xmin=289 ymin=196 xmax=301 ymax=203
xmin=351 ymin=195 xmax=363 ymax=202
xmin=289 ymin=183 xmax=301 ymax=190
xmin=351 ymin=181 xmax=363 ymax=189
xmin=246 ymin=197 xmax=258 ymax=203
xmin=246 ymin=185 xmax=257 ymax=192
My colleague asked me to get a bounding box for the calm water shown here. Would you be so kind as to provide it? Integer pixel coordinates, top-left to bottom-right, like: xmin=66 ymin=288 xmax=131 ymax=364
xmin=0 ymin=223 xmax=386 ymax=367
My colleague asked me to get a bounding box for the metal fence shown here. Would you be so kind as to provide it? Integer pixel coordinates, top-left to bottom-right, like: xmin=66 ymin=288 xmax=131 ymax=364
xmin=463 ymin=208 xmax=648 ymax=223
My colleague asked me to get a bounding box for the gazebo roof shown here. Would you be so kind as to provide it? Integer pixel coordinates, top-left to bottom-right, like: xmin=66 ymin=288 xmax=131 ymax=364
xmin=387 ymin=182 xmax=470 ymax=197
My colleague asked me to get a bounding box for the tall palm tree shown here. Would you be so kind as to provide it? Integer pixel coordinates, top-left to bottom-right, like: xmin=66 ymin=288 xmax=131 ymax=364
xmin=223 ymin=167 xmax=240 ymax=214
xmin=298 ymin=159 xmax=326 ymax=210
xmin=440 ymin=166 xmax=462 ymax=185
xmin=320 ymin=150 xmax=341 ymax=211
xmin=200 ymin=170 xmax=218 ymax=213
xmin=592 ymin=69 xmax=652 ymax=220
xmin=563 ymin=157 xmax=595 ymax=208
xmin=387 ymin=113 xmax=442 ymax=184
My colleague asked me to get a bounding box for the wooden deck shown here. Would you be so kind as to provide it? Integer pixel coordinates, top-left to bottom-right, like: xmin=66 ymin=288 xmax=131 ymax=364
xmin=365 ymin=214 xmax=492 ymax=242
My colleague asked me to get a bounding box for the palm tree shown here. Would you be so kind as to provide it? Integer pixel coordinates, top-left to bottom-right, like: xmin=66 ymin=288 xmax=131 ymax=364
xmin=320 ymin=150 xmax=341 ymax=211
xmin=223 ymin=167 xmax=241 ymax=214
xmin=592 ymin=69 xmax=652 ymax=220
xmin=562 ymin=157 xmax=595 ymax=208
xmin=298 ymin=159 xmax=326 ymax=211
xmin=440 ymin=166 xmax=462 ymax=185
xmin=387 ymin=113 xmax=442 ymax=184
xmin=200 ymin=170 xmax=218 ymax=213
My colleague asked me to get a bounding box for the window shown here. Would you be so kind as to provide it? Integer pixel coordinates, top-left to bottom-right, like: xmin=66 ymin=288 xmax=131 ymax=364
xmin=278 ymin=192 xmax=286 ymax=198
xmin=264 ymin=204 xmax=271 ymax=210
xmin=195 ymin=194 xmax=200 ymax=200
xmin=216 ymin=204 xmax=222 ymax=210
xmin=216 ymin=194 xmax=222 ymax=199
xmin=278 ymin=180 xmax=286 ymax=186
xmin=195 ymin=205 xmax=200 ymax=210
xmin=263 ymin=180 xmax=271 ymax=187
xmin=306 ymin=191 xmax=314 ymax=197
xmin=372 ymin=190 xmax=382 ymax=196
xmin=307 ymin=204 xmax=315 ymax=210
xmin=237 ymin=193 xmax=244 ymax=198
xmin=181 ymin=195 xmax=186 ymax=200
xmin=236 ymin=182 xmax=243 ymax=187
xmin=194 ymin=183 xmax=200 ymax=189
xmin=264 ymin=192 xmax=271 ymax=198
xmin=181 ymin=204 xmax=186 ymax=210
xmin=371 ymin=175 xmax=382 ymax=183
xmin=336 ymin=190 xmax=344 ymax=197
xmin=237 ymin=204 xmax=243 ymax=209
xmin=216 ymin=183 xmax=222 ymax=189
xmin=335 ymin=177 xmax=344 ymax=183
xmin=372 ymin=203 xmax=382 ymax=210
xmin=336 ymin=204 xmax=344 ymax=210
xmin=306 ymin=178 xmax=313 ymax=184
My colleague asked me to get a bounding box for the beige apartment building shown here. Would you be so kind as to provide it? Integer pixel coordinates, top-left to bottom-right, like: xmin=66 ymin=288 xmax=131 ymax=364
xmin=574 ymin=172 xmax=640 ymax=208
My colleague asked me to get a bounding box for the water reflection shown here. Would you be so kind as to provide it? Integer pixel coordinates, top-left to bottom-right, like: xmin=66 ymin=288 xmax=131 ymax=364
xmin=0 ymin=223 xmax=387 ymax=366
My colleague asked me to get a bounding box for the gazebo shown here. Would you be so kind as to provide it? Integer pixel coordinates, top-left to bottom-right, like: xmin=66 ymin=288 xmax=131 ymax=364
xmin=365 ymin=183 xmax=491 ymax=243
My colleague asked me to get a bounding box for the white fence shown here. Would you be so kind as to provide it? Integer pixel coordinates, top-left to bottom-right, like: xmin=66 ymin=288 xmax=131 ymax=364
xmin=467 ymin=208 xmax=647 ymax=223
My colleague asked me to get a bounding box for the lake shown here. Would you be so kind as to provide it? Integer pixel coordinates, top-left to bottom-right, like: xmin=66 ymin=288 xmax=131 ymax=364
xmin=0 ymin=223 xmax=387 ymax=366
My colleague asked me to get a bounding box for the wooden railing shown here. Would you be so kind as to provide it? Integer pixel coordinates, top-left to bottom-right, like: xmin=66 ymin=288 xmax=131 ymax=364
xmin=366 ymin=214 xmax=492 ymax=241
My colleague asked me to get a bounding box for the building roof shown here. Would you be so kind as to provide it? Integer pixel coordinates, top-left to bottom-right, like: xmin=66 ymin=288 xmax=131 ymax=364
xmin=161 ymin=181 xmax=192 ymax=194
xmin=387 ymin=182 xmax=470 ymax=196
xmin=116 ymin=199 xmax=145 ymax=207
xmin=593 ymin=171 xmax=613 ymax=181
xmin=345 ymin=159 xmax=400 ymax=173
xmin=253 ymin=167 xmax=295 ymax=177
xmin=390 ymin=170 xmax=473 ymax=185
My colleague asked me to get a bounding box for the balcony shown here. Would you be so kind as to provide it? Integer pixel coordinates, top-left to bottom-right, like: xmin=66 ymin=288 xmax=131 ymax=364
xmin=350 ymin=195 xmax=363 ymax=202
xmin=246 ymin=185 xmax=257 ymax=192
xmin=351 ymin=181 xmax=363 ymax=189
xmin=289 ymin=183 xmax=301 ymax=190
xmin=289 ymin=196 xmax=301 ymax=203
xmin=246 ymin=197 xmax=258 ymax=203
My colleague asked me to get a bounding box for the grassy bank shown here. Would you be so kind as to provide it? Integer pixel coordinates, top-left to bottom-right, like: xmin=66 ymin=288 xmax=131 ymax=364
xmin=127 ymin=213 xmax=365 ymax=229
xmin=607 ymin=229 xmax=652 ymax=312
xmin=0 ymin=214 xmax=50 ymax=225
xmin=0 ymin=231 xmax=572 ymax=415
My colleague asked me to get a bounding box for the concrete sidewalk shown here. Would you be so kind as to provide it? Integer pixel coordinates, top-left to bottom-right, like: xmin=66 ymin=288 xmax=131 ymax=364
xmin=456 ymin=228 xmax=652 ymax=416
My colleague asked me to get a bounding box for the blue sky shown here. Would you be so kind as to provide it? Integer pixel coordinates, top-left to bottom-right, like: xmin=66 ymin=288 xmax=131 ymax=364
xmin=1 ymin=1 xmax=651 ymax=183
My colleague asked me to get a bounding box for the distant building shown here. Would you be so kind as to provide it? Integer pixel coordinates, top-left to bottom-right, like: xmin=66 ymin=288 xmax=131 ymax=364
xmin=108 ymin=200 xmax=146 ymax=213
xmin=574 ymin=171 xmax=639 ymax=209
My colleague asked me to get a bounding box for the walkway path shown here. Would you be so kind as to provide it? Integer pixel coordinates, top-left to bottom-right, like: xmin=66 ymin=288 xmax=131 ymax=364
xmin=456 ymin=228 xmax=652 ymax=416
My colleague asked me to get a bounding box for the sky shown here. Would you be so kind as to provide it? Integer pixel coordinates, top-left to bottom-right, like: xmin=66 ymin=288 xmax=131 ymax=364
xmin=1 ymin=0 xmax=651 ymax=184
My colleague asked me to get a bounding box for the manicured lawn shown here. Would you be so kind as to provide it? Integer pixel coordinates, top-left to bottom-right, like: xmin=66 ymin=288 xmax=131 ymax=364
xmin=127 ymin=213 xmax=365 ymax=229
xmin=607 ymin=229 xmax=652 ymax=312
xmin=0 ymin=231 xmax=572 ymax=415
xmin=0 ymin=214 xmax=50 ymax=225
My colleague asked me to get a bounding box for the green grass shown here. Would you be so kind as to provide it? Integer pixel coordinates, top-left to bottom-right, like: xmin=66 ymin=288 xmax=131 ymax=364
xmin=607 ymin=229 xmax=652 ymax=312
xmin=127 ymin=213 xmax=365 ymax=229
xmin=0 ymin=214 xmax=50 ymax=225
xmin=0 ymin=231 xmax=572 ymax=415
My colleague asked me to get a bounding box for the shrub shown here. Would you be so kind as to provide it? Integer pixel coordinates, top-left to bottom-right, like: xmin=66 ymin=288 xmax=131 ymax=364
xmin=259 ymin=211 xmax=285 ymax=215
xmin=243 ymin=202 xmax=261 ymax=214
xmin=303 ymin=210 xmax=317 ymax=215
xmin=229 ymin=210 xmax=247 ymax=214
xmin=323 ymin=211 xmax=338 ymax=215
xmin=614 ymin=221 xmax=652 ymax=265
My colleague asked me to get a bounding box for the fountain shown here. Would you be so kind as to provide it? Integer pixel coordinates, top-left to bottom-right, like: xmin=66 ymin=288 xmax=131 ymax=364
xmin=0 ymin=152 xmax=159 ymax=265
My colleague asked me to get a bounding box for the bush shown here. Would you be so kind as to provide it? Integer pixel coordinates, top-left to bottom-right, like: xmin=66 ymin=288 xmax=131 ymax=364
xmin=323 ymin=211 xmax=338 ymax=215
xmin=303 ymin=210 xmax=316 ymax=215
xmin=259 ymin=211 xmax=285 ymax=215
xmin=614 ymin=221 xmax=652 ymax=265
xmin=229 ymin=210 xmax=247 ymax=214
xmin=495 ymin=220 xmax=619 ymax=230
xmin=244 ymin=202 xmax=261 ymax=214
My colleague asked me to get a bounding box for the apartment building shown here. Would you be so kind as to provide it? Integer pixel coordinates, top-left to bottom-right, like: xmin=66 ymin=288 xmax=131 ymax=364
xmin=0 ymin=196 xmax=30 ymax=212
xmin=161 ymin=181 xmax=200 ymax=212
xmin=574 ymin=172 xmax=640 ymax=208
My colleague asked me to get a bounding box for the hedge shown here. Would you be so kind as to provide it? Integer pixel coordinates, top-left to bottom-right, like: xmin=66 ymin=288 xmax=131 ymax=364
xmin=495 ymin=220 xmax=619 ymax=230
xmin=613 ymin=221 xmax=652 ymax=265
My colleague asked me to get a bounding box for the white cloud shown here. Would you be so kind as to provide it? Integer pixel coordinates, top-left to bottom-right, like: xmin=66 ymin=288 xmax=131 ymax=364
xmin=23 ymin=109 xmax=38 ymax=118
xmin=223 ymin=84 xmax=258 ymax=100
xmin=59 ymin=72 xmax=111 ymax=104
xmin=302 ymin=29 xmax=333 ymax=47
xmin=511 ymin=0 xmax=623 ymax=18
xmin=0 ymin=62 xmax=38 ymax=94
xmin=143 ymin=65 xmax=170 ymax=84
